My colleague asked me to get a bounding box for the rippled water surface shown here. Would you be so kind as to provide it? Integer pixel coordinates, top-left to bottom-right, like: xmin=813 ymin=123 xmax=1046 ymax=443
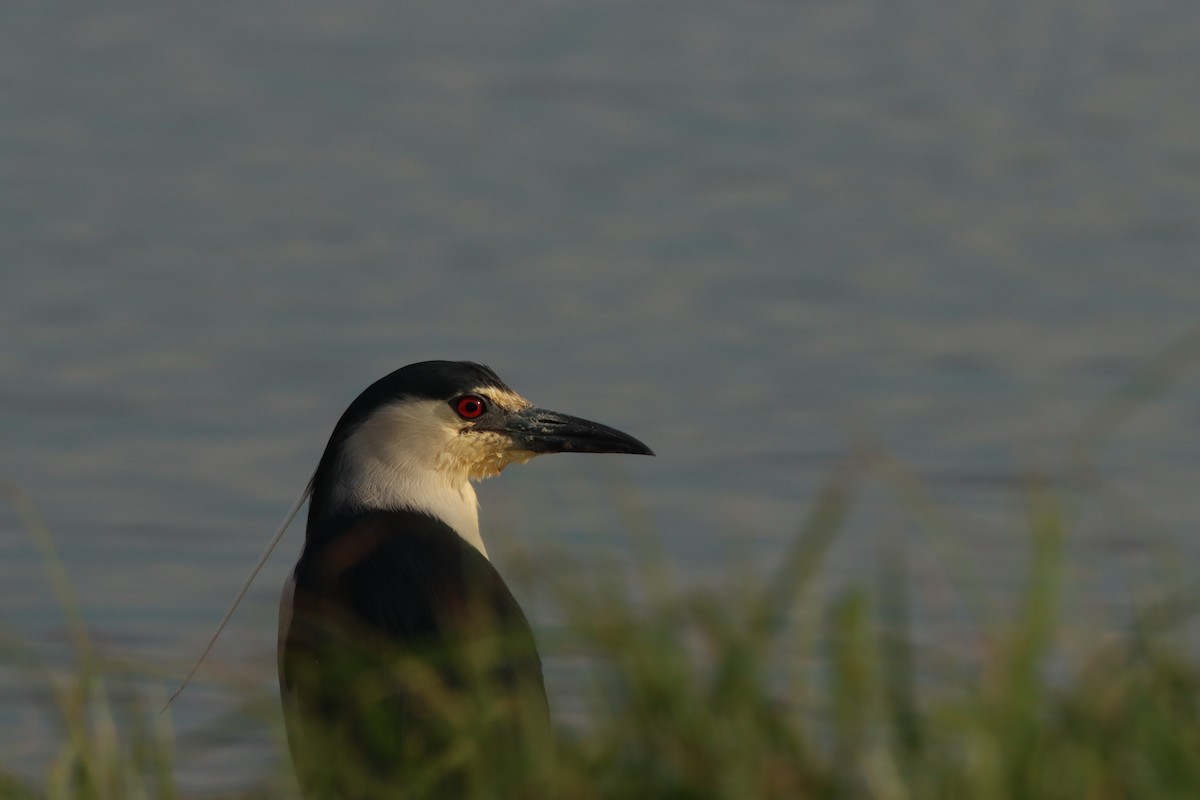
xmin=3 ymin=0 xmax=1200 ymax=787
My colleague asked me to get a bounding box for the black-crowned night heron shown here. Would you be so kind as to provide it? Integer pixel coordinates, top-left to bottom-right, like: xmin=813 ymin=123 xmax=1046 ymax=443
xmin=278 ymin=361 xmax=653 ymax=797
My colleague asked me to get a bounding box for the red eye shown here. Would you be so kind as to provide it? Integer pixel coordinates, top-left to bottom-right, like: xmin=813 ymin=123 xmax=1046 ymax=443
xmin=455 ymin=395 xmax=487 ymax=419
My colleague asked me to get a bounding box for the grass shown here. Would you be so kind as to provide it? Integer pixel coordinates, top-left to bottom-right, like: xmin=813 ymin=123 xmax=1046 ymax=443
xmin=4 ymin=326 xmax=1200 ymax=799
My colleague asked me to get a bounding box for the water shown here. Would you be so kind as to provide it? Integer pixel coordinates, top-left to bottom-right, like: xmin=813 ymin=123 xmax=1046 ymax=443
xmin=3 ymin=0 xmax=1200 ymax=788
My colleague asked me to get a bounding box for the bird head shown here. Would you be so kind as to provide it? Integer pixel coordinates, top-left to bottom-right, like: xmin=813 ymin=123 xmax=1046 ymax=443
xmin=307 ymin=361 xmax=653 ymax=554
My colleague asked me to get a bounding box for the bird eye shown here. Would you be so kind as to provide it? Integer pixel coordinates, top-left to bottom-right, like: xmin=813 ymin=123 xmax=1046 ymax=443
xmin=454 ymin=395 xmax=487 ymax=420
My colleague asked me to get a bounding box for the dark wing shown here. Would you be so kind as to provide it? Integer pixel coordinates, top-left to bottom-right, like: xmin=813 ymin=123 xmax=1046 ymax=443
xmin=279 ymin=510 xmax=549 ymax=798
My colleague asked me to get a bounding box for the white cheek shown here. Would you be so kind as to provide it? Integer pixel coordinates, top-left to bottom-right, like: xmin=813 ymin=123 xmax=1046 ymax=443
xmin=329 ymin=400 xmax=488 ymax=557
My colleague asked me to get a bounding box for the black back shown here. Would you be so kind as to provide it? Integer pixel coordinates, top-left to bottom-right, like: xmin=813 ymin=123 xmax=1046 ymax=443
xmin=280 ymin=509 xmax=550 ymax=798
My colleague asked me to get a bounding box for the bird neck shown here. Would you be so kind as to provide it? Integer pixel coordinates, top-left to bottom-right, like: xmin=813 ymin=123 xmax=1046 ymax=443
xmin=315 ymin=458 xmax=488 ymax=559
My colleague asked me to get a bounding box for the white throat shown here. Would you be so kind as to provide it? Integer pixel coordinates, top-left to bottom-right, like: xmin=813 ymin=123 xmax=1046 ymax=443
xmin=327 ymin=401 xmax=489 ymax=558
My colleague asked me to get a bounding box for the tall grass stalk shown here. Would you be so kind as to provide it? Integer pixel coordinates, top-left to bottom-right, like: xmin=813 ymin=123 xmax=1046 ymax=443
xmin=0 ymin=484 xmax=178 ymax=800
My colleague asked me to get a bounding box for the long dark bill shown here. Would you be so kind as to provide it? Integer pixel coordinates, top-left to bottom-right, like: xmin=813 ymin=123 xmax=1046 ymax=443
xmin=487 ymin=406 xmax=654 ymax=456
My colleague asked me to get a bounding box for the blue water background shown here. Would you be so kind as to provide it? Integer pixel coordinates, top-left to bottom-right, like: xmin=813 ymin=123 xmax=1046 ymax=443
xmin=3 ymin=0 xmax=1200 ymax=788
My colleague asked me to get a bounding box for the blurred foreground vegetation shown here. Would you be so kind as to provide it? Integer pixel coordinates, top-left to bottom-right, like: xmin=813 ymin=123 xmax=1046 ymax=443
xmin=5 ymin=328 xmax=1200 ymax=799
